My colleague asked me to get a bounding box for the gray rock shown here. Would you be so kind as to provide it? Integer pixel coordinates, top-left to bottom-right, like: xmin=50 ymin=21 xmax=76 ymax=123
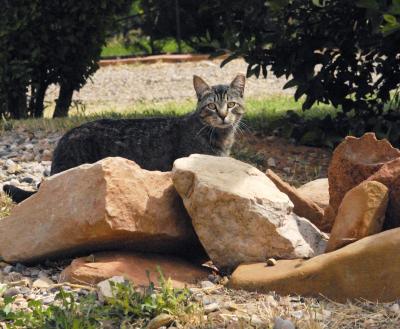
xmin=204 ymin=302 xmax=220 ymax=314
xmin=273 ymin=317 xmax=295 ymax=329
xmin=3 ymin=287 xmax=20 ymax=298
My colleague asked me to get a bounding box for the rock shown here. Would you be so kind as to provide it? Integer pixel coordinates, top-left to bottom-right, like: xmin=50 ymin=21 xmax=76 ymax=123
xmin=323 ymin=133 xmax=400 ymax=231
xmin=60 ymin=251 xmax=210 ymax=288
xmin=204 ymin=302 xmax=220 ymax=314
xmin=32 ymin=277 xmax=54 ymax=289
xmin=0 ymin=157 xmax=204 ymax=263
xmin=229 ymin=228 xmax=400 ymax=302
xmin=297 ymin=178 xmax=329 ymax=209
xmin=3 ymin=287 xmax=20 ymax=298
xmin=41 ymin=149 xmax=52 ymax=161
xmin=367 ymin=158 xmax=400 ymax=229
xmin=267 ymin=157 xmax=277 ymax=167
xmin=266 ymin=258 xmax=277 ymax=266
xmin=146 ymin=314 xmax=174 ymax=329
xmin=266 ymin=169 xmax=325 ymax=230
xmin=273 ymin=317 xmax=295 ymax=329
xmin=326 ymin=181 xmax=388 ymax=252
xmin=250 ymin=314 xmax=264 ymax=327
xmin=200 ymin=281 xmax=215 ymax=289
xmin=173 ymin=154 xmax=327 ymax=269
xmin=97 ymin=276 xmax=125 ymax=301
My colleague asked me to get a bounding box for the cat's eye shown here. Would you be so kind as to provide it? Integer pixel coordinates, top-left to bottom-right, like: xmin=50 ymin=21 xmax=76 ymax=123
xmin=207 ymin=103 xmax=216 ymax=110
xmin=227 ymin=102 xmax=236 ymax=108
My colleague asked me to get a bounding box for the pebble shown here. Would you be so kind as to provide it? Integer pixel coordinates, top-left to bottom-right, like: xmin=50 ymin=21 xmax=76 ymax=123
xmin=267 ymin=157 xmax=277 ymax=167
xmin=32 ymin=277 xmax=54 ymax=289
xmin=273 ymin=317 xmax=295 ymax=329
xmin=3 ymin=265 xmax=13 ymax=274
xmin=146 ymin=314 xmax=174 ymax=329
xmin=266 ymin=258 xmax=277 ymax=266
xmin=389 ymin=303 xmax=400 ymax=314
xmin=204 ymin=302 xmax=220 ymax=314
xmin=3 ymin=287 xmax=20 ymax=298
xmin=200 ymin=280 xmax=215 ymax=289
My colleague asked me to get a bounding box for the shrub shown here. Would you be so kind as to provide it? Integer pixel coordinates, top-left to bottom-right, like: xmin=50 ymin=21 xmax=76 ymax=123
xmin=0 ymin=0 xmax=131 ymax=119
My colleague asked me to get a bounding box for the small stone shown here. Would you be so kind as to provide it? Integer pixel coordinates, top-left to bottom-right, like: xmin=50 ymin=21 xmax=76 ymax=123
xmin=223 ymin=302 xmax=239 ymax=311
xmin=250 ymin=314 xmax=264 ymax=327
xmin=283 ymin=167 xmax=291 ymax=174
xmin=200 ymin=281 xmax=215 ymax=289
xmin=33 ymin=277 xmax=54 ymax=288
xmin=97 ymin=276 xmax=125 ymax=301
xmin=273 ymin=317 xmax=295 ymax=329
xmin=146 ymin=314 xmax=174 ymax=329
xmin=42 ymin=150 xmax=52 ymax=161
xmin=3 ymin=287 xmax=20 ymax=298
xmin=14 ymin=263 xmax=26 ymax=273
xmin=389 ymin=303 xmax=400 ymax=314
xmin=266 ymin=258 xmax=277 ymax=266
xmin=291 ymin=310 xmax=303 ymax=319
xmin=20 ymin=176 xmax=34 ymax=184
xmin=202 ymin=296 xmax=216 ymax=306
xmin=3 ymin=265 xmax=13 ymax=274
xmin=42 ymin=295 xmax=55 ymax=305
xmin=204 ymin=302 xmax=220 ymax=314
xmin=267 ymin=157 xmax=277 ymax=167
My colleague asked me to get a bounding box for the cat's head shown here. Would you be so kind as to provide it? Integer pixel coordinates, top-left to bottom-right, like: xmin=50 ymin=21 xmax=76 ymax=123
xmin=193 ymin=74 xmax=245 ymax=129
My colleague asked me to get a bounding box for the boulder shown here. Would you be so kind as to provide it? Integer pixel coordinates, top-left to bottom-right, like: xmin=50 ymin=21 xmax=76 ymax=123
xmin=60 ymin=251 xmax=210 ymax=288
xmin=323 ymin=133 xmax=400 ymax=231
xmin=0 ymin=157 xmax=204 ymax=263
xmin=229 ymin=228 xmax=400 ymax=302
xmin=325 ymin=181 xmax=388 ymax=252
xmin=297 ymin=178 xmax=329 ymax=210
xmin=367 ymin=158 xmax=400 ymax=229
xmin=266 ymin=170 xmax=325 ymax=230
xmin=172 ymin=154 xmax=327 ymax=269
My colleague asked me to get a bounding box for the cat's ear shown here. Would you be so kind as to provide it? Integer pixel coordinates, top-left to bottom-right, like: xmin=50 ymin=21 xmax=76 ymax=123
xmin=193 ymin=75 xmax=210 ymax=99
xmin=230 ymin=74 xmax=245 ymax=97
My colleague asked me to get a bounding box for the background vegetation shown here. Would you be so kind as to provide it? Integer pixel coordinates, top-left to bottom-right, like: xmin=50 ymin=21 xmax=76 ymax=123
xmin=0 ymin=0 xmax=400 ymax=146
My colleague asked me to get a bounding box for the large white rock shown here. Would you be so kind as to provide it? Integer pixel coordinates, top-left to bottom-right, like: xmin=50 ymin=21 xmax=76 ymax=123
xmin=172 ymin=154 xmax=327 ymax=269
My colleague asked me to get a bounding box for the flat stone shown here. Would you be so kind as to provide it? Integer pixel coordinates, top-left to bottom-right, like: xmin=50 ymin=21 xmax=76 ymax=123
xmin=229 ymin=228 xmax=400 ymax=302
xmin=60 ymin=251 xmax=210 ymax=288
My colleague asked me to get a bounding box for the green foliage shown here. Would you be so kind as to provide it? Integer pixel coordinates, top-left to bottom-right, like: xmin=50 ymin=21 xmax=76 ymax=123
xmin=0 ymin=274 xmax=197 ymax=328
xmin=0 ymin=1 xmax=131 ymax=119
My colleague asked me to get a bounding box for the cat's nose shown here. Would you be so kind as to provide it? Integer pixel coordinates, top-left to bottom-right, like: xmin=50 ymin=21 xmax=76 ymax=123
xmin=218 ymin=111 xmax=228 ymax=119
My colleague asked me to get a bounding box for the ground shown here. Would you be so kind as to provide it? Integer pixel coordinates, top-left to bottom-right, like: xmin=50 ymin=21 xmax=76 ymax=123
xmin=0 ymin=59 xmax=397 ymax=328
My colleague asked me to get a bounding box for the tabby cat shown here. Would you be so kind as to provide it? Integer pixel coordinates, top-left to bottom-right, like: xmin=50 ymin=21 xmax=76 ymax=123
xmin=4 ymin=74 xmax=246 ymax=202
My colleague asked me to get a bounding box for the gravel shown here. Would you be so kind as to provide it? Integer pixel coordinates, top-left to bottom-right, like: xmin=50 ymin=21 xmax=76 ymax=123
xmin=45 ymin=59 xmax=292 ymax=106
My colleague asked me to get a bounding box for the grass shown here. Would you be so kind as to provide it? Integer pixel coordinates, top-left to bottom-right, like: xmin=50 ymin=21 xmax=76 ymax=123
xmin=101 ymin=36 xmax=194 ymax=58
xmin=0 ymin=274 xmax=202 ymax=328
xmin=1 ymin=96 xmax=337 ymax=136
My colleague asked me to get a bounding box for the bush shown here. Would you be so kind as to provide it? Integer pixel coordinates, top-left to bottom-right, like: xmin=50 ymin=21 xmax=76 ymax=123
xmin=0 ymin=0 xmax=131 ymax=119
xmin=219 ymin=0 xmax=400 ymax=145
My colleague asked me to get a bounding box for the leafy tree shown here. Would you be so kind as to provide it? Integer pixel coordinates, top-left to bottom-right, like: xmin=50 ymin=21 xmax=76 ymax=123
xmin=0 ymin=0 xmax=131 ymax=119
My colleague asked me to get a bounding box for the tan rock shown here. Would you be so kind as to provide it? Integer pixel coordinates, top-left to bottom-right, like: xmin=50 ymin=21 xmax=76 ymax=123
xmin=297 ymin=178 xmax=329 ymax=209
xmin=326 ymin=181 xmax=388 ymax=252
xmin=367 ymin=158 xmax=400 ymax=229
xmin=229 ymin=228 xmax=400 ymax=302
xmin=60 ymin=251 xmax=210 ymax=288
xmin=0 ymin=157 xmax=204 ymax=263
xmin=266 ymin=170 xmax=325 ymax=230
xmin=173 ymin=154 xmax=327 ymax=269
xmin=323 ymin=133 xmax=400 ymax=231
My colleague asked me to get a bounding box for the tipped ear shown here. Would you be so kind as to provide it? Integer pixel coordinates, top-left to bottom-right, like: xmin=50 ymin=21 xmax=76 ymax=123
xmin=193 ymin=75 xmax=210 ymax=99
xmin=230 ymin=74 xmax=245 ymax=96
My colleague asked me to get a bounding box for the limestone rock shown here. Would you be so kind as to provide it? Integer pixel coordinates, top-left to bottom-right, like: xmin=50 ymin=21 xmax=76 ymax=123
xmin=297 ymin=178 xmax=329 ymax=209
xmin=172 ymin=154 xmax=327 ymax=269
xmin=326 ymin=181 xmax=388 ymax=252
xmin=326 ymin=181 xmax=389 ymax=252
xmin=229 ymin=228 xmax=400 ymax=302
xmin=0 ymin=157 xmax=204 ymax=263
xmin=60 ymin=251 xmax=209 ymax=288
xmin=97 ymin=276 xmax=125 ymax=301
xmin=367 ymin=158 xmax=400 ymax=229
xmin=266 ymin=170 xmax=325 ymax=230
xmin=323 ymin=133 xmax=400 ymax=231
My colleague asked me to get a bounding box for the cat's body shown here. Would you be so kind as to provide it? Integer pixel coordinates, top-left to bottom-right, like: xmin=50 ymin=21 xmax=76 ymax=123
xmin=51 ymin=113 xmax=235 ymax=174
xmin=4 ymin=74 xmax=246 ymax=202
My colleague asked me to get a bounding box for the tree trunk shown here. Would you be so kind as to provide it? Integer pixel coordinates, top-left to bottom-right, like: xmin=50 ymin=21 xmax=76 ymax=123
xmin=33 ymin=82 xmax=48 ymax=118
xmin=8 ymin=91 xmax=27 ymax=119
xmin=53 ymin=83 xmax=73 ymax=117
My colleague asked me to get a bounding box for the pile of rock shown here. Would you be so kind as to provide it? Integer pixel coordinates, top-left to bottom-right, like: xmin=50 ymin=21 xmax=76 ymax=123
xmin=1 ymin=132 xmax=399 ymax=304
xmin=231 ymin=133 xmax=400 ymax=302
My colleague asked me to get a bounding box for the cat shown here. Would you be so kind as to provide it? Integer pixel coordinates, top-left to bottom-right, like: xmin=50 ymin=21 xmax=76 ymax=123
xmin=4 ymin=74 xmax=246 ymax=203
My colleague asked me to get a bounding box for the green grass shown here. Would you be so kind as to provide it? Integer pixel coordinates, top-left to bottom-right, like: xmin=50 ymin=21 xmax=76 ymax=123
xmin=101 ymin=36 xmax=194 ymax=58
xmin=1 ymin=96 xmax=337 ymax=135
xmin=0 ymin=274 xmax=202 ymax=328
